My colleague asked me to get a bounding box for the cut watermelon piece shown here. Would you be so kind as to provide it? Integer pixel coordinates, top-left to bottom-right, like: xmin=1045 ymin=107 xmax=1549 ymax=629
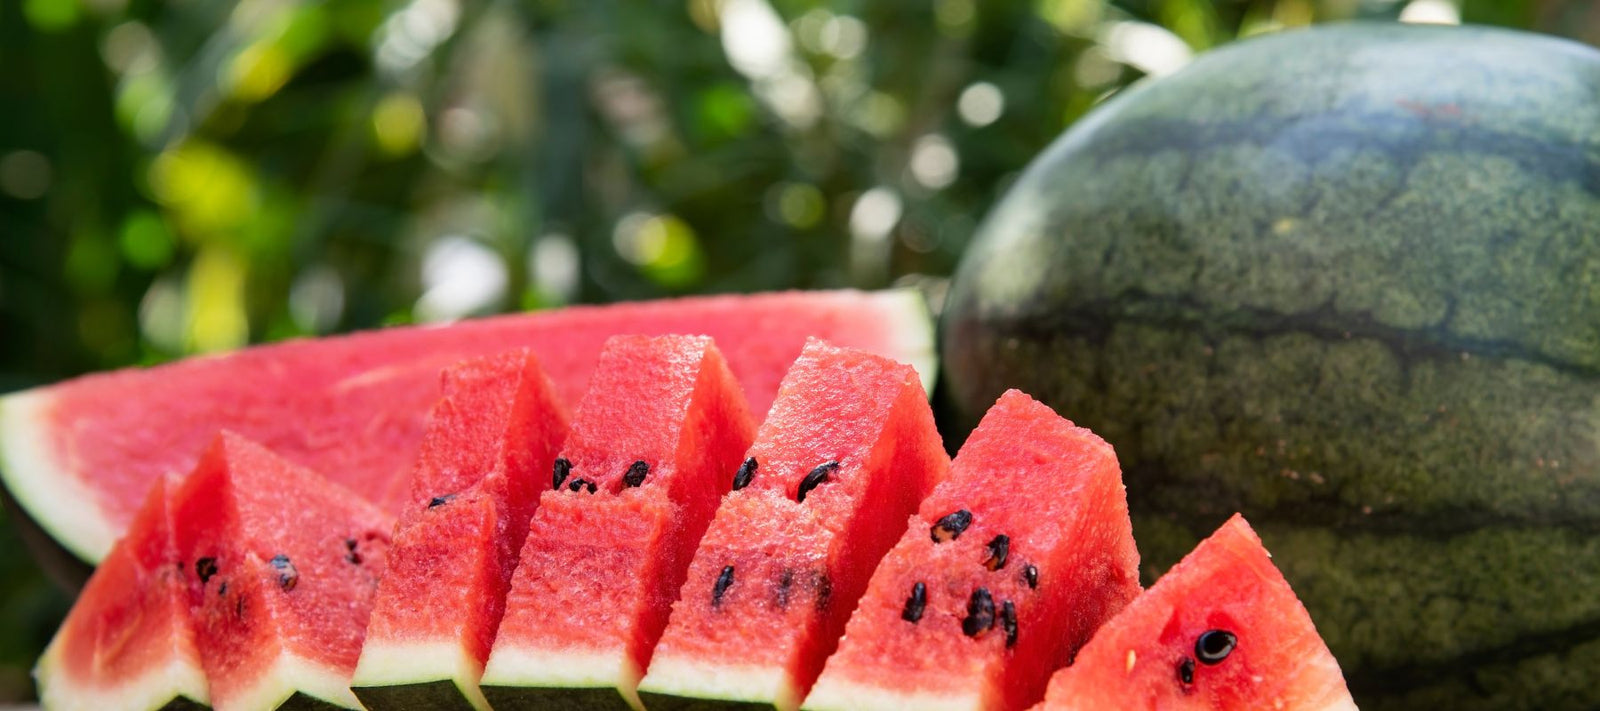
xmin=1032 ymin=515 xmax=1356 ymax=711
xmin=34 ymin=474 xmax=207 ymax=711
xmin=351 ymin=349 xmax=569 ymax=710
xmin=638 ymin=339 xmax=951 ymax=710
xmin=0 ymin=289 xmax=934 ymax=564
xmin=171 ymin=432 xmax=394 ymax=711
xmin=480 ymin=334 xmax=756 ymax=709
xmin=805 ymin=389 xmax=1142 ymax=711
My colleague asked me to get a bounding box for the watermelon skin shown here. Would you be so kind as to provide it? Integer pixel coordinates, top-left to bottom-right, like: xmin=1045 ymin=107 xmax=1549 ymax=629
xmin=804 ymin=390 xmax=1141 ymax=711
xmin=638 ymin=340 xmax=951 ymax=711
xmin=171 ymin=432 xmax=394 ymax=711
xmin=481 ymin=335 xmax=756 ymax=710
xmin=1032 ymin=515 xmax=1354 ymax=710
xmin=351 ymin=349 xmax=570 ymax=710
xmin=34 ymin=474 xmax=208 ymax=711
xmin=939 ymin=23 xmax=1600 ymax=710
xmin=0 ymin=289 xmax=933 ymax=565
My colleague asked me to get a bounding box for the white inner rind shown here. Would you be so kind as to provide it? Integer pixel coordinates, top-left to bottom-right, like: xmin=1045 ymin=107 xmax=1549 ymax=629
xmin=35 ymin=643 xmax=209 ymax=711
xmin=0 ymin=390 xmax=116 ymax=563
xmin=873 ymin=289 xmax=939 ymax=397
xmin=802 ymin=675 xmax=985 ymax=711
xmin=637 ymin=656 xmax=800 ymax=711
xmin=351 ymin=639 xmax=489 ymax=711
xmin=481 ymin=644 xmax=642 ymax=710
xmin=220 ymin=653 xmax=363 ymax=711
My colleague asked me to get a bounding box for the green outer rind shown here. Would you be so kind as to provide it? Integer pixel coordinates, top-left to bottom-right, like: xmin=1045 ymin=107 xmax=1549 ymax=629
xmin=353 ymin=680 xmax=482 ymax=711
xmin=482 ymin=685 xmax=638 ymax=711
xmin=941 ymin=21 xmax=1600 ymax=711
xmin=280 ymin=691 xmax=359 ymax=711
xmin=636 ymin=691 xmax=779 ymax=711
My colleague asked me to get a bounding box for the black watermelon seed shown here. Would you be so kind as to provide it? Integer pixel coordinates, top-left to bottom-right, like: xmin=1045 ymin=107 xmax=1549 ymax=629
xmin=796 ymin=461 xmax=839 ymax=503
xmin=344 ymin=538 xmax=362 ymax=565
xmin=814 ymin=574 xmax=833 ymax=612
xmin=733 ymin=457 xmax=758 ymax=491
xmin=712 ymin=565 xmax=736 ymax=607
xmin=270 ymin=554 xmax=299 ymax=591
xmin=962 ymin=587 xmax=996 ymax=637
xmin=217 ymin=581 xmax=228 ymax=597
xmin=1178 ymin=657 xmax=1196 ymax=686
xmin=568 ymin=477 xmax=598 ymax=494
xmin=235 ymin=595 xmax=245 ymax=618
xmin=1196 ymin=630 xmax=1237 ymax=665
xmin=1023 ymin=564 xmax=1039 ymax=589
xmin=428 ymin=493 xmax=456 ymax=508
xmin=553 ymin=458 xmax=572 ymax=490
xmin=984 ymin=535 xmax=1011 ymax=571
xmin=776 ymin=569 xmax=794 ymax=609
xmin=902 ymin=582 xmax=927 ymax=623
xmin=1000 ymin=600 xmax=1018 ymax=648
xmin=588 ymin=480 xmax=598 ymax=494
xmin=624 ymin=460 xmax=649 ymax=488
xmin=931 ymin=510 xmax=974 ymax=543
xmin=196 ymin=557 xmax=218 ymax=584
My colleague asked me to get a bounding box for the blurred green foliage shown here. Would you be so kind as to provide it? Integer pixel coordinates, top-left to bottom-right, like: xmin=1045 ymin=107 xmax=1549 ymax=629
xmin=0 ymin=0 xmax=1586 ymax=700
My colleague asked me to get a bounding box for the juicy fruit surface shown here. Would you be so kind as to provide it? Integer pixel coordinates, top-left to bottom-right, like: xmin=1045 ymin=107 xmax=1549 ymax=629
xmin=2 ymin=289 xmax=933 ymax=563
xmin=1034 ymin=515 xmax=1354 ymax=711
xmin=484 ymin=335 xmax=756 ymax=706
xmin=640 ymin=340 xmax=950 ymax=709
xmin=806 ymin=390 xmax=1140 ymax=711
xmin=36 ymin=475 xmax=207 ymax=711
xmin=171 ymin=433 xmax=393 ymax=711
xmin=940 ymin=22 xmax=1600 ymax=710
xmin=354 ymin=349 xmax=568 ymax=708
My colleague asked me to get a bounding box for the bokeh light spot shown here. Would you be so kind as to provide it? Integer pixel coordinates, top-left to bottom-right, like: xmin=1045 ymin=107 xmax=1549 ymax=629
xmin=957 ymin=82 xmax=1005 ymax=127
xmin=372 ymin=92 xmax=427 ymax=156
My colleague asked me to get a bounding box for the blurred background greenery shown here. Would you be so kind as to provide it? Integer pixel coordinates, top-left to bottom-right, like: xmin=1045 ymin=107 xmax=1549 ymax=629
xmin=0 ymin=0 xmax=1588 ymax=699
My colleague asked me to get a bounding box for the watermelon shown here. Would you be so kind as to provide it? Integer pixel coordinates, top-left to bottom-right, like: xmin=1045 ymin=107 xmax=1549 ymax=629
xmin=0 ymin=289 xmax=933 ymax=565
xmin=481 ymin=334 xmax=756 ymax=709
xmin=939 ymin=22 xmax=1600 ymax=710
xmin=804 ymin=389 xmax=1141 ymax=711
xmin=1032 ymin=515 xmax=1354 ymax=710
xmin=34 ymin=474 xmax=207 ymax=711
xmin=638 ymin=339 xmax=951 ymax=710
xmin=170 ymin=432 xmax=394 ymax=711
xmin=351 ymin=349 xmax=569 ymax=709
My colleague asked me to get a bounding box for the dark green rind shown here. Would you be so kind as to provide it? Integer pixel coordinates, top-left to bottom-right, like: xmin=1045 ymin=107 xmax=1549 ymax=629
xmin=158 ymin=696 xmax=209 ymax=711
xmin=353 ymin=679 xmax=479 ymax=711
xmin=941 ymin=22 xmax=1600 ymax=711
xmin=635 ymin=690 xmax=775 ymax=710
xmin=482 ymin=684 xmax=636 ymax=710
xmin=278 ymin=691 xmax=355 ymax=711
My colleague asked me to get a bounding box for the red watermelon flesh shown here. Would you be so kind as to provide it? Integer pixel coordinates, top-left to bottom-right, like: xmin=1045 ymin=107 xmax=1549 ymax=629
xmin=34 ymin=474 xmax=207 ymax=711
xmin=171 ymin=432 xmax=394 ymax=711
xmin=805 ymin=389 xmax=1141 ymax=711
xmin=351 ymin=349 xmax=569 ymax=709
xmin=1032 ymin=515 xmax=1356 ymax=711
xmin=638 ymin=339 xmax=951 ymax=710
xmin=0 ymin=289 xmax=934 ymax=563
xmin=480 ymin=335 xmax=756 ymax=709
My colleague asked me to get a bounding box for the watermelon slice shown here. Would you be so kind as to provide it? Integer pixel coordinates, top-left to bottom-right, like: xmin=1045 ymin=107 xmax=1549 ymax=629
xmin=1031 ymin=515 xmax=1356 ymax=711
xmin=0 ymin=289 xmax=934 ymax=564
xmin=804 ymin=389 xmax=1142 ymax=711
xmin=480 ymin=335 xmax=756 ymax=709
xmin=170 ymin=432 xmax=394 ymax=711
xmin=34 ymin=474 xmax=207 ymax=711
xmin=637 ymin=339 xmax=951 ymax=710
xmin=351 ymin=349 xmax=569 ymax=710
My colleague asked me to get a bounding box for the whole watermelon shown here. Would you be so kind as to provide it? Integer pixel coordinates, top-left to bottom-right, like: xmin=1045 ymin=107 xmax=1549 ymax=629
xmin=941 ymin=22 xmax=1600 ymax=711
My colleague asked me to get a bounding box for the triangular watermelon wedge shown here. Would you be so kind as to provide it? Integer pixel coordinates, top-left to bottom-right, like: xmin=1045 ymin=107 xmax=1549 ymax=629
xmin=34 ymin=474 xmax=207 ymax=711
xmin=804 ymin=389 xmax=1142 ymax=711
xmin=171 ymin=432 xmax=395 ymax=711
xmin=1031 ymin=514 xmax=1357 ymax=711
xmin=481 ymin=335 xmax=756 ymax=709
xmin=352 ymin=349 xmax=569 ymax=709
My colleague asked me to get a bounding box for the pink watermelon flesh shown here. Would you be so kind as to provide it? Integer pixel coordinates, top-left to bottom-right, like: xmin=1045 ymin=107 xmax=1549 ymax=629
xmin=35 ymin=474 xmax=207 ymax=711
xmin=0 ymin=289 xmax=934 ymax=563
xmin=638 ymin=339 xmax=951 ymax=710
xmin=1032 ymin=515 xmax=1356 ymax=711
xmin=351 ymin=349 xmax=569 ymax=709
xmin=170 ymin=432 xmax=394 ymax=711
xmin=805 ymin=389 xmax=1142 ymax=711
xmin=481 ymin=335 xmax=757 ymax=709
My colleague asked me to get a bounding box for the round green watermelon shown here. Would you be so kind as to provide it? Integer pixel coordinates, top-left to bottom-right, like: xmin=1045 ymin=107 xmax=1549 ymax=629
xmin=941 ymin=22 xmax=1600 ymax=711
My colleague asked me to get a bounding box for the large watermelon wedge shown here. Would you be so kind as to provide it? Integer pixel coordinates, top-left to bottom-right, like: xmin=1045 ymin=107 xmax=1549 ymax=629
xmin=0 ymin=289 xmax=933 ymax=564
xmin=1031 ymin=514 xmax=1354 ymax=710
xmin=481 ymin=334 xmax=756 ymax=709
xmin=804 ymin=390 xmax=1141 ymax=711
